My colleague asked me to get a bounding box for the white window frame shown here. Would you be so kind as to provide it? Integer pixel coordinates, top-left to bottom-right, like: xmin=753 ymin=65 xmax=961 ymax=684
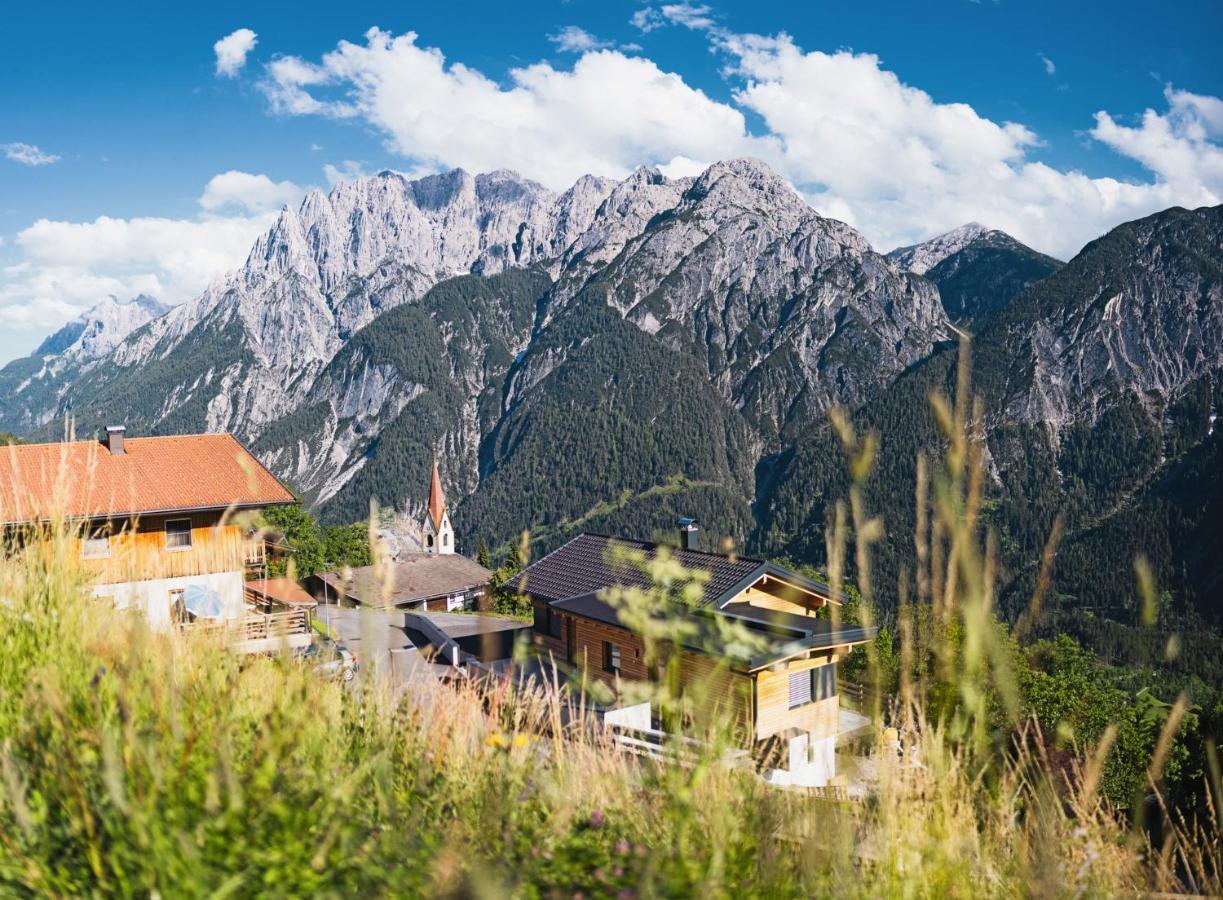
xmin=165 ymin=518 xmax=193 ymax=552
xmin=81 ymin=531 xmax=111 ymax=559
xmin=603 ymin=641 xmax=621 ymax=674
xmin=169 ymin=588 xmax=190 ymax=625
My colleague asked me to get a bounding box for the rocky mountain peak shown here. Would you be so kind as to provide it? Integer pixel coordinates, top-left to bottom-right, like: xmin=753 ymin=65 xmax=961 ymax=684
xmin=33 ymin=293 xmax=170 ymax=361
xmin=888 ymin=222 xmax=991 ymax=274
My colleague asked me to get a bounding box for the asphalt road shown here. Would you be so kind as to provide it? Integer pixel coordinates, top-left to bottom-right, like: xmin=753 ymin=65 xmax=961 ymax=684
xmin=314 ymin=604 xmax=423 ymax=685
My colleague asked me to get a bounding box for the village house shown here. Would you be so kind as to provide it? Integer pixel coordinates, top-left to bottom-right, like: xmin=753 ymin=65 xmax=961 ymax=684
xmin=505 ymin=520 xmax=874 ymax=787
xmin=315 ymin=459 xmax=492 ymax=611
xmin=0 ymin=426 xmax=296 ymax=634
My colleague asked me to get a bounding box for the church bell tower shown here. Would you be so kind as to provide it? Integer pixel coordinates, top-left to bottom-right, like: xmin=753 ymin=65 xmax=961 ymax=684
xmin=422 ymin=458 xmax=454 ymax=555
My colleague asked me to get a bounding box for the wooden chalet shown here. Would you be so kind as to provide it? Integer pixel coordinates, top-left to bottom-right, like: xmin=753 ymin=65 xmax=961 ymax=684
xmin=0 ymin=427 xmax=296 ymax=634
xmin=505 ymin=522 xmax=874 ymax=786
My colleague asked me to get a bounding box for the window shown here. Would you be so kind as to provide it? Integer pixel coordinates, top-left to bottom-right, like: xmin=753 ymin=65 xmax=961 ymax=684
xmin=81 ymin=529 xmax=111 ymax=559
xmin=549 ymin=608 xmax=562 ymax=640
xmin=812 ymin=662 xmax=838 ymax=702
xmin=427 ymin=534 xmax=434 ymax=548
xmin=165 ymin=518 xmax=193 ymax=551
xmin=788 ymin=663 xmax=838 ymax=710
xmin=168 ymin=589 xmax=190 ymax=625
xmin=788 ymin=669 xmax=812 ymax=709
xmin=443 ymin=533 xmax=450 ymax=547
xmin=603 ymin=641 xmax=621 ymax=673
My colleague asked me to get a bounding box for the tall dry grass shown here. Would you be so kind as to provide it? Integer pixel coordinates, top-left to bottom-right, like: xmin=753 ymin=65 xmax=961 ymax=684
xmin=0 ymin=347 xmax=1218 ymax=896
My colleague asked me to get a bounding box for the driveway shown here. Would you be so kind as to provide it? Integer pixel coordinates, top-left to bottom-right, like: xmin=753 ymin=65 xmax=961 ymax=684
xmin=314 ymin=604 xmax=453 ymax=690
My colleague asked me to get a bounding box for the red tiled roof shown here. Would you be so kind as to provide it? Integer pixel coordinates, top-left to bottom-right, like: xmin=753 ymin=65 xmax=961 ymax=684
xmin=245 ymin=577 xmax=318 ymax=608
xmin=0 ymin=433 xmax=295 ymax=524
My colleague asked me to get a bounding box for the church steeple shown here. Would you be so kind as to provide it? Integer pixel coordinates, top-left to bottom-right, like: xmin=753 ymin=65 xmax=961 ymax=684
xmin=422 ymin=457 xmax=454 ymax=555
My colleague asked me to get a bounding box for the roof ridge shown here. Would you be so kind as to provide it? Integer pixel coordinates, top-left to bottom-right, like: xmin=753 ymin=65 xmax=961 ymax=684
xmin=8 ymin=432 xmax=239 ymax=451
xmin=579 ymin=530 xmax=766 ymax=565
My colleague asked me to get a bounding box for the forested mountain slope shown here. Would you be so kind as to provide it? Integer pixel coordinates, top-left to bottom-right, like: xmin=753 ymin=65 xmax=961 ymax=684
xmin=759 ymin=205 xmax=1223 ymax=624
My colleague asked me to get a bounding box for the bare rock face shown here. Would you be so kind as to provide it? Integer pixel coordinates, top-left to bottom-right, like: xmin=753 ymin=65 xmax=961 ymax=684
xmin=990 ymin=205 xmax=1223 ymax=431
xmin=546 ymin=158 xmax=947 ymax=436
xmin=33 ymin=294 xmax=170 ymax=362
xmin=887 ymin=223 xmax=989 ymax=275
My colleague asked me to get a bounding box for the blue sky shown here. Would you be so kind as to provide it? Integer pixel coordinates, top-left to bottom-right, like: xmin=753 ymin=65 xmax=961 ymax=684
xmin=1 ymin=0 xmax=1221 ymax=362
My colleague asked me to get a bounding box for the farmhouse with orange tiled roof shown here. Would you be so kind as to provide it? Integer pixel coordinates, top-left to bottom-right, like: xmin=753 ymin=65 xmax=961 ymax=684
xmin=0 ymin=426 xmax=294 ymax=631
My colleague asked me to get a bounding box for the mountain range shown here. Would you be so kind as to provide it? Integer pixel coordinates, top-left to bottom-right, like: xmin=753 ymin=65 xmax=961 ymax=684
xmin=1 ymin=158 xmax=1219 ymax=635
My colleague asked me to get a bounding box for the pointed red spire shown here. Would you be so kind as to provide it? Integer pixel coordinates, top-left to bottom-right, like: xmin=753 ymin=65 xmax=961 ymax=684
xmin=427 ymin=457 xmax=446 ymax=531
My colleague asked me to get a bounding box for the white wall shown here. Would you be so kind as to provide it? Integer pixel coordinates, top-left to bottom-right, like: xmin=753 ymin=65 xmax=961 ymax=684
xmin=763 ymin=731 xmax=838 ymax=788
xmin=94 ymin=570 xmax=245 ymax=632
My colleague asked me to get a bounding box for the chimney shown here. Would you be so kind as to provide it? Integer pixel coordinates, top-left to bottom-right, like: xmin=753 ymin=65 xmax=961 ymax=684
xmin=103 ymin=425 xmax=126 ymax=456
xmin=677 ymin=518 xmax=699 ymax=551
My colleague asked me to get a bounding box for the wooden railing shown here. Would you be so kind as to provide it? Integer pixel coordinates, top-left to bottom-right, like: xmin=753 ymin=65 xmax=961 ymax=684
xmin=606 ymin=722 xmax=752 ymax=769
xmin=184 ymin=609 xmax=310 ymax=642
xmin=243 ymin=540 xmax=266 ymax=568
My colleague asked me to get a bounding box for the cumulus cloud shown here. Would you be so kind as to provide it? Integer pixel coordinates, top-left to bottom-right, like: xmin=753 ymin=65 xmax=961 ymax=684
xmin=1039 ymin=53 xmax=1056 ymax=76
xmin=721 ymin=33 xmax=1221 ymax=254
xmin=199 ymin=170 xmax=304 ymax=213
xmin=258 ymin=25 xmax=1221 ymax=259
xmin=0 ymin=174 xmax=288 ymax=337
xmin=3 ymin=142 xmax=60 ymax=166
xmin=549 ymin=26 xmax=612 ymax=54
xmin=631 ymin=4 xmax=717 ymax=33
xmin=322 ymin=159 xmax=373 ymax=185
xmin=214 ymin=28 xmax=258 ymax=78
xmin=260 ymin=28 xmax=757 ymax=190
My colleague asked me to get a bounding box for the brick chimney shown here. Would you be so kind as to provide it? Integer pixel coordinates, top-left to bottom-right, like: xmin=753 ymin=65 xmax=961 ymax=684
xmin=677 ymin=517 xmax=699 ymax=551
xmin=103 ymin=425 xmax=126 ymax=456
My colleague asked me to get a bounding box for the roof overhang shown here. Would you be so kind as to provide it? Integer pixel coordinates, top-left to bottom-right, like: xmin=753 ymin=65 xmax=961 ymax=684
xmin=712 ymin=561 xmax=846 ymax=609
xmin=1 ymin=498 xmax=294 ymax=528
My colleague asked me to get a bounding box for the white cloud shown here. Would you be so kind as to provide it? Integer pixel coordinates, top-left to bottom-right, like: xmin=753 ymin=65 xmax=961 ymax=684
xmin=1090 ymin=85 xmax=1223 ymax=196
xmin=632 ymin=4 xmax=717 ymax=33
xmin=3 ymin=142 xmax=60 ymax=166
xmin=199 ymin=170 xmax=303 ymax=214
xmin=214 ymin=28 xmax=258 ymax=78
xmin=0 ymin=174 xmax=289 ymax=336
xmin=260 ymin=28 xmax=757 ymax=190
xmin=659 ymin=3 xmax=717 ymax=30
xmin=549 ymin=26 xmax=612 ymax=54
xmin=322 ymin=159 xmax=372 ymax=185
xmin=1039 ymin=53 xmax=1056 ymax=76
xmin=720 ymin=33 xmax=1221 ymax=255
xmin=630 ymin=8 xmax=664 ymax=32
xmin=258 ymin=26 xmax=1223 ymax=258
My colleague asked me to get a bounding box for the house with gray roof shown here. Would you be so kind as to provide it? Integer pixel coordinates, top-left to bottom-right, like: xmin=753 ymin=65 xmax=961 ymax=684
xmin=505 ymin=520 xmax=874 ymax=788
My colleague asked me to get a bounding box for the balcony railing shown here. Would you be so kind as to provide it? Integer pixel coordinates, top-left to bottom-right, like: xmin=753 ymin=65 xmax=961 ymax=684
xmin=182 ymin=609 xmax=310 ymax=643
xmin=243 ymin=539 xmax=266 ymax=568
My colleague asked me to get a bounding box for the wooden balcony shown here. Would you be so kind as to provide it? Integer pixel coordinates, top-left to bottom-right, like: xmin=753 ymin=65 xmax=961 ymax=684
xmin=184 ymin=608 xmax=312 ymax=655
xmin=243 ymin=539 xmax=266 ymax=568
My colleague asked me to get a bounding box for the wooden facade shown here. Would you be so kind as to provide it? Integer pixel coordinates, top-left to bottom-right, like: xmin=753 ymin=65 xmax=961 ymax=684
xmin=531 ymin=598 xmax=842 ymax=745
xmin=753 ymin=653 xmax=840 ymax=741
xmin=76 ymin=511 xmax=255 ymax=585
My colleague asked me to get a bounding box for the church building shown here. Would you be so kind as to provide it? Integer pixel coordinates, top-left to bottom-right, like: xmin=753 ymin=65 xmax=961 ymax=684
xmin=422 ymin=458 xmax=454 ymax=555
xmin=314 ymin=458 xmax=491 ymax=611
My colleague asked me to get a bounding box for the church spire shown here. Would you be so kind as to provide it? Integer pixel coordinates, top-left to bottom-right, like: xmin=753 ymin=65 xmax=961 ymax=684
xmin=427 ymin=457 xmax=446 ymax=531
xmin=423 ymin=457 xmax=454 ymax=555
